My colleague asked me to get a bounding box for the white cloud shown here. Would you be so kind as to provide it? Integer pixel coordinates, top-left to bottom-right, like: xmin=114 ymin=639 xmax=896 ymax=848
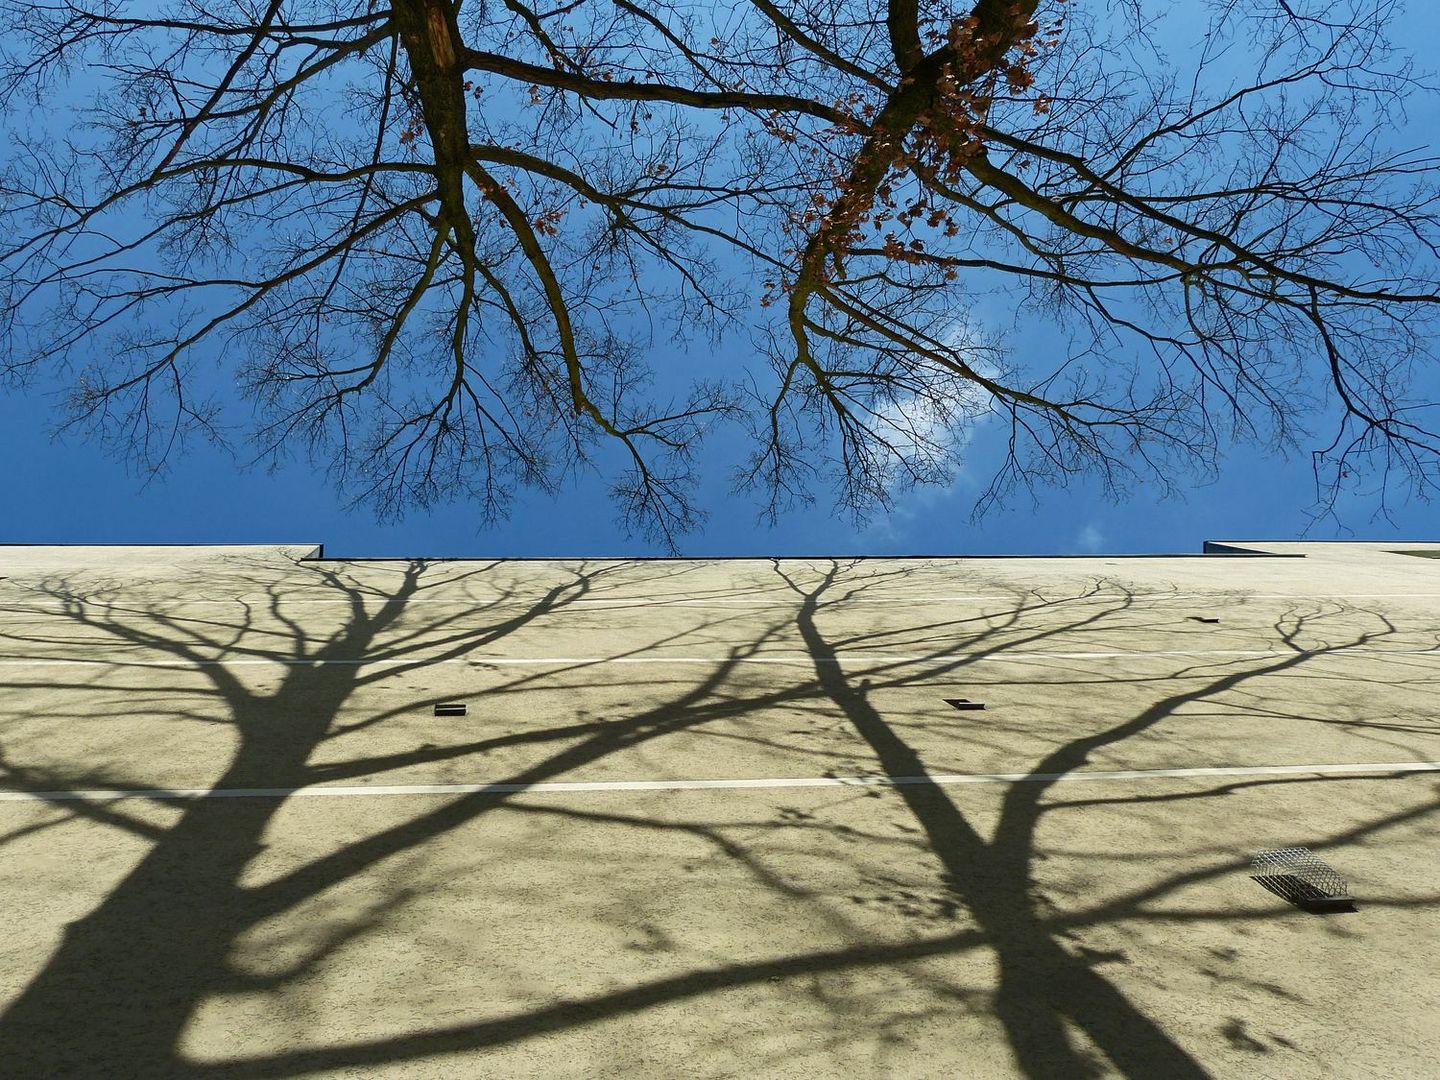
xmin=1076 ymin=523 xmax=1105 ymax=553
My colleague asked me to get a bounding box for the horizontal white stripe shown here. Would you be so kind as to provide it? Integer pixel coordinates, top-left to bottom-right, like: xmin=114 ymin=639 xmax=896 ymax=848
xmin=4 ymin=592 xmax=1440 ymax=610
xmin=0 ymin=647 xmax=1436 ymax=669
xmin=4 ymin=760 xmax=1438 ymax=803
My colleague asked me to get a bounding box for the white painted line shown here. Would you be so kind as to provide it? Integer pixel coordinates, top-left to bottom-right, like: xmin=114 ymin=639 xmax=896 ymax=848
xmin=0 ymin=647 xmax=1437 ymax=669
xmin=0 ymin=593 xmax=1018 ymax=608
xmin=455 ymin=647 xmax=1440 ymax=664
xmin=4 ymin=760 xmax=1438 ymax=803
xmin=5 ymin=592 xmax=1440 ymax=610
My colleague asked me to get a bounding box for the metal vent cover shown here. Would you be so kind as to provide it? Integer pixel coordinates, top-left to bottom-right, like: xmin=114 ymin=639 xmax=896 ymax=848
xmin=1251 ymin=846 xmax=1352 ymax=911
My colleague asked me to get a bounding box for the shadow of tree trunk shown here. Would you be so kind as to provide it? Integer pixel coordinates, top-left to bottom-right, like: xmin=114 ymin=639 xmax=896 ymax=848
xmin=0 ymin=558 xmax=621 ymax=1075
xmin=782 ymin=560 xmax=1220 ymax=1078
xmin=0 ymin=557 xmax=788 ymax=1074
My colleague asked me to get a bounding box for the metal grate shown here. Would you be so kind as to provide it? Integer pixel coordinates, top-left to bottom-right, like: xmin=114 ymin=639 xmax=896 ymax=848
xmin=1251 ymin=846 xmax=1352 ymax=910
xmin=434 ymin=702 xmax=467 ymax=717
xmin=943 ymin=698 xmax=986 ymax=711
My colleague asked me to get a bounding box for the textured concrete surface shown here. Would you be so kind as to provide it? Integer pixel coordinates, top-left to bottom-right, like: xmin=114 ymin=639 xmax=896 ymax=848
xmin=0 ymin=542 xmax=1438 ymax=1077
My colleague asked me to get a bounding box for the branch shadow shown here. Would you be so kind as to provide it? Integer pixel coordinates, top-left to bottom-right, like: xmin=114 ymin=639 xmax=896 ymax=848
xmin=0 ymin=555 xmax=1435 ymax=1077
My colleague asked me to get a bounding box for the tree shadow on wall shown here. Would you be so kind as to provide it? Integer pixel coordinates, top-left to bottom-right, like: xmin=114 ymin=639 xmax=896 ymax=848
xmin=0 ymin=556 xmax=1435 ymax=1077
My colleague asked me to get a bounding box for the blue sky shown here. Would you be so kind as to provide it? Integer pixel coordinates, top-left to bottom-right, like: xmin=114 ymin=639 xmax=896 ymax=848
xmin=5 ymin=378 xmax=1433 ymax=557
xmin=2 ymin=3 xmax=1438 ymax=558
